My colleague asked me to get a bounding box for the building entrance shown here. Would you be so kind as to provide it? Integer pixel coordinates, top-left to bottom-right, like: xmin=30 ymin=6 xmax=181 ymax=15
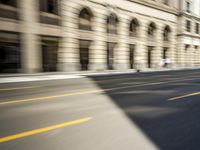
xmin=147 ymin=46 xmax=153 ymax=68
xmin=0 ymin=32 xmax=20 ymax=73
xmin=41 ymin=37 xmax=59 ymax=72
xmin=107 ymin=42 xmax=115 ymax=70
xmin=79 ymin=40 xmax=90 ymax=71
xmin=130 ymin=44 xmax=135 ymax=69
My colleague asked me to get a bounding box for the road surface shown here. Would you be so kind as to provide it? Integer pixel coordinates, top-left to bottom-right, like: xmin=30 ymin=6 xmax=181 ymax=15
xmin=0 ymin=70 xmax=200 ymax=150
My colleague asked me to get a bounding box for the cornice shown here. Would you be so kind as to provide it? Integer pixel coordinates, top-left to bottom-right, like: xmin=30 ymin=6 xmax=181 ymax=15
xmin=177 ymin=33 xmax=200 ymax=39
xmin=126 ymin=0 xmax=178 ymax=15
xmin=178 ymin=12 xmax=200 ymax=21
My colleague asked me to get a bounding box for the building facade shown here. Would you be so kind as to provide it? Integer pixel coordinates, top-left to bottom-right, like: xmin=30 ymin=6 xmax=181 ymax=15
xmin=0 ymin=0 xmax=199 ymax=73
xmin=177 ymin=0 xmax=200 ymax=68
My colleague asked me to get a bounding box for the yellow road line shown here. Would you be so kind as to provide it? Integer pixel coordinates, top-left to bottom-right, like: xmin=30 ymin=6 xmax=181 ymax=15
xmin=168 ymin=92 xmax=200 ymax=101
xmin=0 ymin=76 xmax=199 ymax=105
xmin=0 ymin=117 xmax=92 ymax=143
xmin=0 ymin=86 xmax=42 ymax=91
xmin=0 ymin=89 xmax=105 ymax=105
xmin=0 ymin=82 xmax=165 ymax=105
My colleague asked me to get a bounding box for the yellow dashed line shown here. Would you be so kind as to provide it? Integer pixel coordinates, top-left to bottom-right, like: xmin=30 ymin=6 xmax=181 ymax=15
xmin=168 ymin=92 xmax=200 ymax=101
xmin=0 ymin=77 xmax=199 ymax=105
xmin=0 ymin=117 xmax=92 ymax=143
xmin=0 ymin=86 xmax=42 ymax=91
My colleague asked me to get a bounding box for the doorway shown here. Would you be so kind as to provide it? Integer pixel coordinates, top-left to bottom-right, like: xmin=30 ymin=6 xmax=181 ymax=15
xmin=130 ymin=44 xmax=135 ymax=69
xmin=41 ymin=37 xmax=59 ymax=72
xmin=79 ymin=40 xmax=90 ymax=71
xmin=163 ymin=47 xmax=168 ymax=68
xmin=107 ymin=42 xmax=115 ymax=70
xmin=0 ymin=32 xmax=20 ymax=73
xmin=147 ymin=46 xmax=153 ymax=68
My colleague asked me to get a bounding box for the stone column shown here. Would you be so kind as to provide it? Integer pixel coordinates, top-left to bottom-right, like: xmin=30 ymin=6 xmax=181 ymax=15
xmin=89 ymin=10 xmax=107 ymax=71
xmin=177 ymin=38 xmax=185 ymax=68
xmin=114 ymin=14 xmax=129 ymax=70
xmin=190 ymin=45 xmax=195 ymax=67
xmin=135 ymin=20 xmax=147 ymax=69
xmin=19 ymin=0 xmax=41 ymax=73
xmin=185 ymin=45 xmax=190 ymax=68
xmin=167 ymin=26 xmax=177 ymax=69
xmin=58 ymin=0 xmax=80 ymax=72
xmin=194 ymin=47 xmax=198 ymax=67
xmin=198 ymin=47 xmax=200 ymax=67
xmin=152 ymin=23 xmax=163 ymax=69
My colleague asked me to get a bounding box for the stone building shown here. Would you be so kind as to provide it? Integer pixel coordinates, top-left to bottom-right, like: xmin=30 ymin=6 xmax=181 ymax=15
xmin=177 ymin=0 xmax=200 ymax=68
xmin=0 ymin=0 xmax=199 ymax=73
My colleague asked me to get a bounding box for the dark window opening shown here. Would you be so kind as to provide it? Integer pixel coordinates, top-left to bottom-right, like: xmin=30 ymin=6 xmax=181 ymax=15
xmin=40 ymin=0 xmax=58 ymax=15
xmin=148 ymin=22 xmax=156 ymax=38
xmin=186 ymin=20 xmax=191 ymax=32
xmin=163 ymin=0 xmax=169 ymax=5
xmin=0 ymin=0 xmax=17 ymax=7
xmin=130 ymin=19 xmax=139 ymax=37
xmin=163 ymin=26 xmax=171 ymax=41
xmin=186 ymin=1 xmax=190 ymax=13
xmin=79 ymin=8 xmax=93 ymax=31
xmin=195 ymin=23 xmax=199 ymax=34
xmin=107 ymin=13 xmax=118 ymax=34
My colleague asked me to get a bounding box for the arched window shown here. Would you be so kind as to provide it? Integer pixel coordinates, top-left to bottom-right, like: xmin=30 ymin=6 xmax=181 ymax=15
xmin=79 ymin=8 xmax=93 ymax=30
xmin=163 ymin=25 xmax=171 ymax=41
xmin=163 ymin=0 xmax=169 ymax=5
xmin=147 ymin=22 xmax=156 ymax=37
xmin=130 ymin=18 xmax=139 ymax=37
xmin=40 ymin=0 xmax=58 ymax=14
xmin=107 ymin=13 xmax=119 ymax=34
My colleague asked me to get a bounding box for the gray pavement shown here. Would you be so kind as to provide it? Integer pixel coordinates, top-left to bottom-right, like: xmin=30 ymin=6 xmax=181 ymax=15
xmin=0 ymin=69 xmax=200 ymax=150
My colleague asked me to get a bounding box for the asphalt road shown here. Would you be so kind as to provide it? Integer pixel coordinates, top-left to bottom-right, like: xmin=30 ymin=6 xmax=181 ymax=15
xmin=0 ymin=69 xmax=200 ymax=150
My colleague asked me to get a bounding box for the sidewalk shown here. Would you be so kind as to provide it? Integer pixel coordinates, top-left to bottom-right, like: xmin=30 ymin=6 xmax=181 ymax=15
xmin=0 ymin=70 xmax=138 ymax=84
xmin=0 ymin=68 xmax=199 ymax=84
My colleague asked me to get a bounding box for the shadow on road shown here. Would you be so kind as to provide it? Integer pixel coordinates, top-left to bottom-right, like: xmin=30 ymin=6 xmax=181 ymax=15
xmin=88 ymin=71 xmax=200 ymax=150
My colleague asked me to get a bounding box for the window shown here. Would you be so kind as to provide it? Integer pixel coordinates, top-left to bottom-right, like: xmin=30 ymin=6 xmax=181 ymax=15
xmin=148 ymin=22 xmax=156 ymax=37
xmin=186 ymin=20 xmax=191 ymax=32
xmin=107 ymin=13 xmax=118 ymax=34
xmin=0 ymin=0 xmax=17 ymax=7
xmin=79 ymin=8 xmax=93 ymax=30
xmin=195 ymin=23 xmax=199 ymax=34
xmin=40 ymin=0 xmax=58 ymax=14
xmin=130 ymin=19 xmax=139 ymax=37
xmin=163 ymin=0 xmax=169 ymax=5
xmin=163 ymin=26 xmax=171 ymax=41
xmin=186 ymin=1 xmax=190 ymax=13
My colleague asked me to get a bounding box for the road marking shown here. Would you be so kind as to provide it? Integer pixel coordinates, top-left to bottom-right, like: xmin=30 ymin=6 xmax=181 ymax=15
xmin=0 ymin=77 xmax=199 ymax=105
xmin=0 ymin=89 xmax=105 ymax=105
xmin=168 ymin=92 xmax=200 ymax=101
xmin=0 ymin=82 xmax=166 ymax=105
xmin=0 ymin=86 xmax=42 ymax=91
xmin=0 ymin=117 xmax=92 ymax=143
